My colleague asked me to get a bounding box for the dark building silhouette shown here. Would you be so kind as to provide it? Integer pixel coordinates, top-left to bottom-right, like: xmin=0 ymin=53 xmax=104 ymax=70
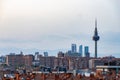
xmin=93 ymin=19 xmax=100 ymax=58
xmin=84 ymin=46 xmax=90 ymax=57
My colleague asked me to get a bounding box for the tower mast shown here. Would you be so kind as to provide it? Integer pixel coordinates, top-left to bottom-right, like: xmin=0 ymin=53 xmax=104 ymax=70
xmin=93 ymin=19 xmax=100 ymax=58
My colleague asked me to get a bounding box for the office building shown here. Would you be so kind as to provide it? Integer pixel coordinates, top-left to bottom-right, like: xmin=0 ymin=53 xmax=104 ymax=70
xmin=79 ymin=45 xmax=83 ymax=57
xmin=84 ymin=46 xmax=90 ymax=57
xmin=71 ymin=44 xmax=77 ymax=53
xmin=44 ymin=52 xmax=48 ymax=57
xmin=35 ymin=52 xmax=39 ymax=61
xmin=0 ymin=56 xmax=6 ymax=64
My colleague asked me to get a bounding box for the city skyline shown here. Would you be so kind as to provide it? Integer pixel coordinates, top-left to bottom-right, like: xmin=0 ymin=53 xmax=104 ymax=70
xmin=0 ymin=0 xmax=120 ymax=57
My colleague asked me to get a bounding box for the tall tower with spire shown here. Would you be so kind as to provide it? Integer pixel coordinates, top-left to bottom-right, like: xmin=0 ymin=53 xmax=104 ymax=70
xmin=93 ymin=19 xmax=100 ymax=58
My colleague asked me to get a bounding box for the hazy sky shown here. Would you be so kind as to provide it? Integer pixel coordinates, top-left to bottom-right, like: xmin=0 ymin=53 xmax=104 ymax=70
xmin=0 ymin=0 xmax=120 ymax=57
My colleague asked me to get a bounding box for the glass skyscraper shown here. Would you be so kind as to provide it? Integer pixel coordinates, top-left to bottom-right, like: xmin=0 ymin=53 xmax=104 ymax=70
xmin=84 ymin=46 xmax=90 ymax=57
xmin=71 ymin=44 xmax=77 ymax=53
xmin=79 ymin=45 xmax=83 ymax=57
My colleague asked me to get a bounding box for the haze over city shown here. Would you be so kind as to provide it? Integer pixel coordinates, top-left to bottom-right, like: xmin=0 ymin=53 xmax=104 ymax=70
xmin=0 ymin=0 xmax=120 ymax=57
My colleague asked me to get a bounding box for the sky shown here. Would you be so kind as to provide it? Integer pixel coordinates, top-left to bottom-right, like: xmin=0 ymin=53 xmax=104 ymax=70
xmin=0 ymin=0 xmax=120 ymax=57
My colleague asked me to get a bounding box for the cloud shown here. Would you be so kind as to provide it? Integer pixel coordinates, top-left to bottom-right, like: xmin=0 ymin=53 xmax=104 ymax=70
xmin=0 ymin=0 xmax=120 ymax=57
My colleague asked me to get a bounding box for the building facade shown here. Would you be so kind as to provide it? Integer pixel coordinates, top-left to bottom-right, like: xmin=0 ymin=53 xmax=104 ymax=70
xmin=84 ymin=46 xmax=90 ymax=57
xmin=79 ymin=45 xmax=83 ymax=57
xmin=71 ymin=44 xmax=77 ymax=53
xmin=6 ymin=53 xmax=34 ymax=68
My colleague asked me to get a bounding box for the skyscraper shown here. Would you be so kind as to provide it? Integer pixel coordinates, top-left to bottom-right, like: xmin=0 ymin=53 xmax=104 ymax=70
xmin=79 ymin=45 xmax=83 ymax=57
xmin=93 ymin=19 xmax=100 ymax=58
xmin=84 ymin=46 xmax=90 ymax=57
xmin=35 ymin=52 xmax=39 ymax=61
xmin=84 ymin=46 xmax=89 ymax=56
xmin=44 ymin=52 xmax=48 ymax=57
xmin=71 ymin=44 xmax=77 ymax=53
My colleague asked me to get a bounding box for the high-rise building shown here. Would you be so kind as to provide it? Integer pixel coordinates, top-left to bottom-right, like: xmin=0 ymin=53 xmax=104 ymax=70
xmin=58 ymin=51 xmax=64 ymax=58
xmin=35 ymin=52 xmax=39 ymax=61
xmin=44 ymin=52 xmax=48 ymax=57
xmin=0 ymin=56 xmax=6 ymax=64
xmin=93 ymin=19 xmax=100 ymax=58
xmin=84 ymin=46 xmax=89 ymax=54
xmin=6 ymin=53 xmax=24 ymax=66
xmin=84 ymin=46 xmax=90 ymax=57
xmin=24 ymin=55 xmax=34 ymax=66
xmin=39 ymin=56 xmax=55 ymax=68
xmin=79 ymin=45 xmax=83 ymax=57
xmin=6 ymin=53 xmax=34 ymax=67
xmin=71 ymin=44 xmax=77 ymax=53
xmin=68 ymin=50 xmax=72 ymax=54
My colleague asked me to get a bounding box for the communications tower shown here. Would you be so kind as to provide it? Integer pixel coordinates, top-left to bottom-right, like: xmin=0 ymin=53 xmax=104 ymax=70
xmin=93 ymin=19 xmax=100 ymax=58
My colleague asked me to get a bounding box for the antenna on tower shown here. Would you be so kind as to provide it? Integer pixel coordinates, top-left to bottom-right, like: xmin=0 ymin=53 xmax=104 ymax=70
xmin=95 ymin=18 xmax=97 ymax=28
